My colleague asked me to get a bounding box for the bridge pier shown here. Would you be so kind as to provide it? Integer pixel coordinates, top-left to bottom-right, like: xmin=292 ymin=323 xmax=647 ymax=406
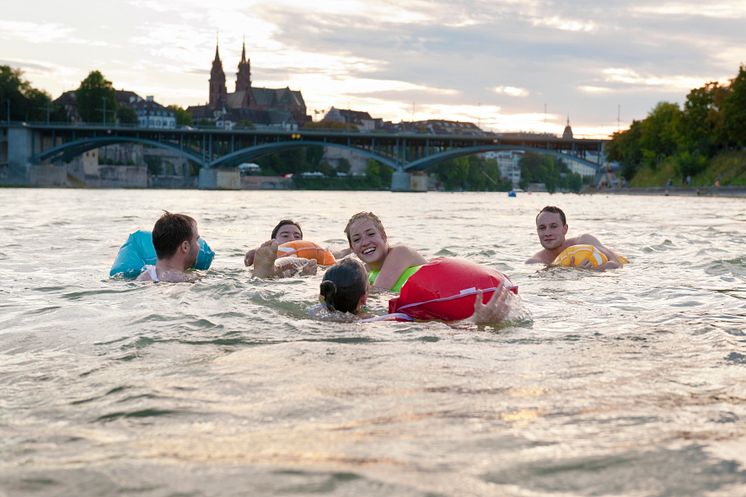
xmin=198 ymin=168 xmax=241 ymax=190
xmin=390 ymin=169 xmax=411 ymax=192
xmin=391 ymin=169 xmax=428 ymax=192
xmin=6 ymin=127 xmax=34 ymax=185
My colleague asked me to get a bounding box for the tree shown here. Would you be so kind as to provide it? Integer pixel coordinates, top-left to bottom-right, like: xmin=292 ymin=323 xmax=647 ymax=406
xmin=167 ymin=105 xmax=193 ymax=126
xmin=116 ymin=106 xmax=138 ymax=125
xmin=722 ymin=64 xmax=746 ymax=147
xmin=638 ymin=102 xmax=682 ymax=169
xmin=680 ymin=82 xmax=724 ymax=156
xmin=0 ymin=65 xmax=66 ymax=122
xmin=76 ymin=70 xmax=116 ymax=123
xmin=336 ymin=157 xmax=352 ymax=175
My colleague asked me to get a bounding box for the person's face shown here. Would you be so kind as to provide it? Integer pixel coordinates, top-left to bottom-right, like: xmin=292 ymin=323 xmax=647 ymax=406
xmin=275 ymin=224 xmax=302 ymax=243
xmin=348 ymin=218 xmax=387 ymax=264
xmin=535 ymin=211 xmax=567 ymax=250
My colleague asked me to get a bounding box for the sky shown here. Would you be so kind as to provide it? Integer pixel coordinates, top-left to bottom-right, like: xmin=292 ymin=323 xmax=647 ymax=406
xmin=2 ymin=0 xmax=745 ymax=138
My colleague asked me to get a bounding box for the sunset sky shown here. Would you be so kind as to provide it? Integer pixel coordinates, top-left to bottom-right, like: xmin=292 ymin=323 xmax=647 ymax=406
xmin=2 ymin=0 xmax=745 ymax=138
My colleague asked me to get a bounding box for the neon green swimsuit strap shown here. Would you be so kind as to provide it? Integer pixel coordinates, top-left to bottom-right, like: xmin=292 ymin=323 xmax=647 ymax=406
xmin=368 ymin=265 xmax=422 ymax=293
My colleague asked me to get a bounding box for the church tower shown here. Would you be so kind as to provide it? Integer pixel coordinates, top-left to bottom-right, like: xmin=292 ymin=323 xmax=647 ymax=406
xmin=236 ymin=40 xmax=252 ymax=96
xmin=209 ymin=43 xmax=227 ymax=109
xmin=562 ymin=115 xmax=574 ymax=140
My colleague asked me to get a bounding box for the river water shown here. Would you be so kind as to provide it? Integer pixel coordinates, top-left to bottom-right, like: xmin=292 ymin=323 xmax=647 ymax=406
xmin=1 ymin=189 xmax=745 ymax=497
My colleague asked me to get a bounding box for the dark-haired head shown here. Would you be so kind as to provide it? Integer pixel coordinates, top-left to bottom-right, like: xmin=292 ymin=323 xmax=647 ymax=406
xmin=536 ymin=206 xmax=566 ymax=226
xmin=271 ymin=220 xmax=303 ymax=240
xmin=152 ymin=211 xmax=197 ymax=260
xmin=319 ymin=258 xmax=368 ymax=314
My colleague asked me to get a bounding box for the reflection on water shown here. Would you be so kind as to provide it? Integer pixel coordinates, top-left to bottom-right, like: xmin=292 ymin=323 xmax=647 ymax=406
xmin=0 ymin=189 xmax=745 ymax=496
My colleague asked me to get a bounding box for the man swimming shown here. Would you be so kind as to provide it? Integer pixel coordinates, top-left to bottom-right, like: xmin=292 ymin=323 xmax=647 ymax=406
xmin=526 ymin=205 xmax=623 ymax=270
xmin=137 ymin=212 xmax=202 ymax=283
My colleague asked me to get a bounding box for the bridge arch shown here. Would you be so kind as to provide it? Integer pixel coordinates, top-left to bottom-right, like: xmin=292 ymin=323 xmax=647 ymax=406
xmin=32 ymin=136 xmax=206 ymax=167
xmin=404 ymin=144 xmax=601 ymax=172
xmin=208 ymin=140 xmax=399 ymax=170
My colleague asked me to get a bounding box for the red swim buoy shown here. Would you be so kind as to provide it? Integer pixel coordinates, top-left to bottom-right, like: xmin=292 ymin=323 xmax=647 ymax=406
xmin=387 ymin=258 xmax=517 ymax=321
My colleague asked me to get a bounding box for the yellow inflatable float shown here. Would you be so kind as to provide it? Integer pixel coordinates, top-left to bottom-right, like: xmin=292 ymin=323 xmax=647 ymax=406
xmin=551 ymin=244 xmax=628 ymax=268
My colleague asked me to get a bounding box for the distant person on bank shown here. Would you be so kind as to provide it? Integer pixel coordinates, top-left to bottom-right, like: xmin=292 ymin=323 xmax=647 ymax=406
xmin=136 ymin=212 xmax=202 ymax=283
xmin=526 ymin=206 xmax=623 ymax=270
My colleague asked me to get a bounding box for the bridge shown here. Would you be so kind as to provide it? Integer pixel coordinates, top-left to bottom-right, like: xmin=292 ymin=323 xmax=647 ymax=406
xmin=1 ymin=121 xmax=607 ymax=190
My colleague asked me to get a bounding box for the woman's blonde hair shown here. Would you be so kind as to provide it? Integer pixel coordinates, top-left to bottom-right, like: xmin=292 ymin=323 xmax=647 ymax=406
xmin=344 ymin=212 xmax=387 ymax=245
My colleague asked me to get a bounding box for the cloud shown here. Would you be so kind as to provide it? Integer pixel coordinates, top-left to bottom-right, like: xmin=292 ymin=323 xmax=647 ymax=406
xmin=0 ymin=20 xmax=74 ymax=43
xmin=493 ymin=86 xmax=530 ymax=97
xmin=601 ymin=67 xmax=720 ymax=91
xmin=530 ymin=16 xmax=597 ymax=32
xmin=633 ymin=1 xmax=746 ymax=19
xmin=577 ymin=85 xmax=614 ymax=94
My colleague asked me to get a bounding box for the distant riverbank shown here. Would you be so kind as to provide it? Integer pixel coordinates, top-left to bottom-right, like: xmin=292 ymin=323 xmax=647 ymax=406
xmin=593 ymin=185 xmax=746 ymax=198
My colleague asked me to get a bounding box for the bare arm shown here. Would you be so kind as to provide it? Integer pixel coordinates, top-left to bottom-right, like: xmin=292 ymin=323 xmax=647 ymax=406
xmin=252 ymin=240 xmax=317 ymax=278
xmin=371 ymin=245 xmax=427 ymax=290
xmin=332 ymin=247 xmax=352 ymax=260
xmin=576 ymin=233 xmax=622 ymax=269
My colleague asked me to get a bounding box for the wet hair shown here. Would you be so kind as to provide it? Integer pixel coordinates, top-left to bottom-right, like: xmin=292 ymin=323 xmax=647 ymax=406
xmin=319 ymin=258 xmax=368 ymax=314
xmin=152 ymin=211 xmax=196 ymax=259
xmin=344 ymin=212 xmax=387 ymax=246
xmin=271 ymin=220 xmax=303 ymax=240
xmin=536 ymin=206 xmax=567 ymax=226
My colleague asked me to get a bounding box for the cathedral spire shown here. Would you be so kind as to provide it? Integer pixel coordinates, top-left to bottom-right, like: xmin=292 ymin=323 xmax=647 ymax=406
xmin=236 ymin=37 xmax=252 ymax=94
xmin=209 ymin=37 xmax=227 ymax=109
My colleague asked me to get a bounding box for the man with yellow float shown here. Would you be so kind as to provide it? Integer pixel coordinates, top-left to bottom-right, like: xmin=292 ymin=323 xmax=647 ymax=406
xmin=526 ymin=206 xmax=628 ymax=269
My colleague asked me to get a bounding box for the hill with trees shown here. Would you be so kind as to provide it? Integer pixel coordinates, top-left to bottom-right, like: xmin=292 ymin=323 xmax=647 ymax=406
xmin=607 ymin=65 xmax=746 ymax=187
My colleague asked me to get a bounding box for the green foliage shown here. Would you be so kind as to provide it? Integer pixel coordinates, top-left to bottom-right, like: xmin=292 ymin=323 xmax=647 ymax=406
xmin=336 ymin=157 xmax=352 ymax=175
xmin=607 ymin=64 xmax=746 ymax=186
xmin=167 ymin=105 xmax=193 ymax=126
xmin=721 ymin=65 xmax=746 ymax=147
xmin=638 ymin=102 xmax=682 ymax=170
xmin=76 ymin=70 xmax=116 ymax=123
xmin=432 ymin=155 xmax=511 ymax=191
xmin=0 ymin=65 xmax=66 ymax=122
xmin=116 ymin=106 xmax=138 ymax=125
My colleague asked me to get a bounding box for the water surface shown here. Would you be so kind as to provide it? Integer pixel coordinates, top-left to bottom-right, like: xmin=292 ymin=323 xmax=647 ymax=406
xmin=1 ymin=189 xmax=745 ymax=496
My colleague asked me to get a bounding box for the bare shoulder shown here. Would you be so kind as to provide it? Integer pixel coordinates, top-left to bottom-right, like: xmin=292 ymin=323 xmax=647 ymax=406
xmin=389 ymin=244 xmax=427 ymax=264
xmin=574 ymin=233 xmax=601 ymax=245
xmin=526 ymin=250 xmax=551 ymax=264
xmin=136 ymin=271 xmax=152 ymax=282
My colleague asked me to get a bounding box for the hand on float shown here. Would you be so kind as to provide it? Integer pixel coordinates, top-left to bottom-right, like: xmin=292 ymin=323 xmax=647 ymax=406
xmin=252 ymin=240 xmax=279 ymax=278
xmin=472 ymin=284 xmax=511 ymax=325
xmin=244 ymin=248 xmax=257 ymax=267
xmin=598 ymin=260 xmax=620 ymax=270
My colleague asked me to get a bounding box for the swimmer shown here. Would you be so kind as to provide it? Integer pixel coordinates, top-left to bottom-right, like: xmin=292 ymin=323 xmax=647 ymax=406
xmin=344 ymin=212 xmax=427 ymax=291
xmin=526 ymin=205 xmax=622 ymax=270
xmin=244 ymin=219 xmax=351 ymax=269
xmin=252 ymin=239 xmax=319 ymax=278
xmin=318 ymin=258 xmax=513 ymax=324
xmin=136 ymin=211 xmax=201 ymax=283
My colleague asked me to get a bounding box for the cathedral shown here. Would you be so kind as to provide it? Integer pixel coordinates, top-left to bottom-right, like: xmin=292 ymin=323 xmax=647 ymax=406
xmin=188 ymin=42 xmax=310 ymax=127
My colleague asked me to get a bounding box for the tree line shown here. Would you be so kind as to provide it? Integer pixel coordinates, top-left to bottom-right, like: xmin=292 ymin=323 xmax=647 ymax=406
xmin=607 ymin=65 xmax=746 ymax=183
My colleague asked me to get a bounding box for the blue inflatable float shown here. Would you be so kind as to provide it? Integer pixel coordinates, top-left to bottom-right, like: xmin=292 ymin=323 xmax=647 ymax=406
xmin=109 ymin=230 xmax=215 ymax=279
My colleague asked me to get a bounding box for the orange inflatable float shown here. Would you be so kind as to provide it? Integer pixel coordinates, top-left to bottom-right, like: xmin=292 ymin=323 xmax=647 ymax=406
xmin=387 ymin=258 xmax=517 ymax=321
xmin=277 ymin=240 xmax=336 ymax=266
